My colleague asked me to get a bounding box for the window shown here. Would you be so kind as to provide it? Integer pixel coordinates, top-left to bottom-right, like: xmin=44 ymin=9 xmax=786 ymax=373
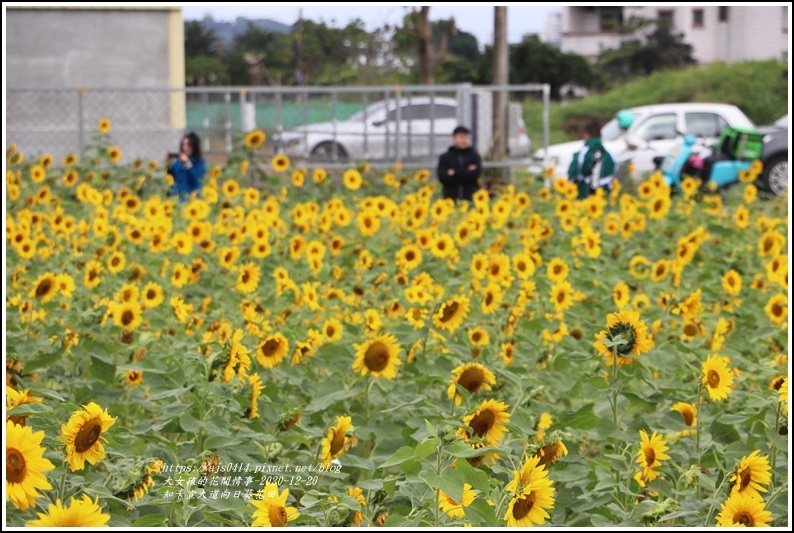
xmin=635 ymin=114 xmax=678 ymax=141
xmin=685 ymin=113 xmax=728 ymax=138
xmin=657 ymin=10 xmax=674 ymax=29
xmin=693 ymin=9 xmax=704 ymax=27
xmin=599 ymin=7 xmax=623 ymax=31
xmin=718 ymin=6 xmax=729 ymax=22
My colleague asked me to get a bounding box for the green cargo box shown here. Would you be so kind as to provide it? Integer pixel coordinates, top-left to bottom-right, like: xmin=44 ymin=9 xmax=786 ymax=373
xmin=716 ymin=125 xmax=765 ymax=161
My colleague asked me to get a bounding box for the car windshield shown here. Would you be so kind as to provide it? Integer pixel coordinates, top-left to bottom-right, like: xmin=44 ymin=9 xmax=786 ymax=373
xmin=346 ymin=102 xmax=389 ymax=123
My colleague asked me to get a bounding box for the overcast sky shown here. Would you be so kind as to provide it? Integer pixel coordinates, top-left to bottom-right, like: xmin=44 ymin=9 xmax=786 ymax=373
xmin=181 ymin=3 xmax=563 ymax=46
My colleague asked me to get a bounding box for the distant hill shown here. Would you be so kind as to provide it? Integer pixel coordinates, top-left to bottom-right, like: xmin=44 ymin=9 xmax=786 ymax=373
xmin=191 ymin=16 xmax=292 ymax=47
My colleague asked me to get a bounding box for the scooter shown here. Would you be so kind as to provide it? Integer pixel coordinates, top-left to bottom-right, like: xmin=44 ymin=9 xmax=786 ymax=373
xmin=654 ymin=125 xmax=764 ymax=191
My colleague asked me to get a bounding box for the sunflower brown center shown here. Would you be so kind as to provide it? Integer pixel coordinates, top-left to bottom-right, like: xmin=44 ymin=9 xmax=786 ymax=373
xmin=458 ymin=368 xmax=485 ymax=393
xmin=485 ymin=293 xmax=494 ymax=306
xmin=681 ymin=409 xmax=695 ymax=426
xmin=607 ymin=322 xmax=637 ymax=356
xmin=736 ymin=512 xmax=754 ymax=526
xmin=329 ymin=428 xmax=346 ymax=456
xmin=35 ymin=279 xmax=53 ymax=296
xmin=472 ymin=332 xmax=482 ymax=343
xmin=406 ymin=251 xmax=415 ymax=261
xmin=683 ymin=323 xmax=698 ymax=337
xmin=644 ymin=448 xmax=656 ymax=466
xmin=364 ymin=342 xmax=390 ymax=372
xmin=440 ymin=302 xmax=459 ymax=323
xmin=6 ymin=448 xmax=27 ymax=483
xmin=707 ymin=369 xmax=721 ymax=389
xmin=469 ymin=409 xmax=495 ymax=438
xmin=738 ymin=466 xmax=752 ymax=490
xmin=268 ymin=505 xmax=288 ymax=527
xmin=326 ymin=326 xmax=336 ymax=337
xmin=75 ymin=418 xmax=103 ymax=453
xmin=512 ymin=491 xmax=536 ymax=520
xmin=121 ymin=310 xmax=135 ymax=326
xmin=147 ymin=289 xmax=157 ymax=300
xmin=261 ymin=339 xmax=280 ymax=358
xmin=771 ymin=303 xmax=783 ymax=317
xmin=241 ymin=271 xmax=250 ymax=284
xmin=556 ymin=290 xmax=566 ymax=304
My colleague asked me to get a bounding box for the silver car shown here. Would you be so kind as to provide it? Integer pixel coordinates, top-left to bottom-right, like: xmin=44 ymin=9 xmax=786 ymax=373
xmin=274 ymin=96 xmax=531 ymax=162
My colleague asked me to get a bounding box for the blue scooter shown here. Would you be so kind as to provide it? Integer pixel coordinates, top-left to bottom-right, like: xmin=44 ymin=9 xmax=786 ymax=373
xmin=656 ymin=126 xmax=764 ymax=191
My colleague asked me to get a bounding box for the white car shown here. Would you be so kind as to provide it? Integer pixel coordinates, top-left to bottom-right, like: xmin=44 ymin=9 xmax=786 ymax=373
xmin=534 ymin=102 xmax=757 ymax=181
xmin=273 ymin=96 xmax=531 ymax=162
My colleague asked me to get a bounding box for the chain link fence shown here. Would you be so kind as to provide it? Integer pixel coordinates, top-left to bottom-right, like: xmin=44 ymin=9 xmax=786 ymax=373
xmin=7 ymin=84 xmax=550 ymax=180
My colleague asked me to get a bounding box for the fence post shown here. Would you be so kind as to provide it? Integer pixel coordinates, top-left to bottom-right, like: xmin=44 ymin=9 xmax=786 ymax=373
xmin=224 ymin=91 xmax=232 ymax=156
xmin=201 ymin=91 xmax=210 ymax=156
xmin=542 ymin=83 xmax=551 ymax=186
xmin=77 ymin=87 xmax=86 ymax=154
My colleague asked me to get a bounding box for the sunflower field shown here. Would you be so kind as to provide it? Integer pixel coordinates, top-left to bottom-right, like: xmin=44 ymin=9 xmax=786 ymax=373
xmin=4 ymin=122 xmax=790 ymax=528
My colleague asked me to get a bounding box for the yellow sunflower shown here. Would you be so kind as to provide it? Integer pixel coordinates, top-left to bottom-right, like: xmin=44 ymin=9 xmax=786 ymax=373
xmin=255 ymin=333 xmax=289 ymax=368
xmin=650 ymin=259 xmax=671 ymax=282
xmin=468 ymin=326 xmax=490 ymax=346
xmin=456 ymin=399 xmax=511 ymax=445
xmin=29 ymin=273 xmax=59 ymax=302
xmin=248 ymin=482 xmax=299 ymax=527
xmin=433 ymin=296 xmax=470 ymax=333
xmin=439 ymin=482 xmax=476 ymax=519
xmin=236 ymin=262 xmax=261 ymax=294
xmin=612 ymin=281 xmax=630 ymax=309
xmin=98 ymin=118 xmax=112 ymax=134
xmin=533 ymin=438 xmax=569 ymax=469
xmin=635 ymin=429 xmax=670 ymax=484
xmin=447 ymin=362 xmax=496 ymax=406
xmin=396 ymin=243 xmax=423 ymax=272
xmin=546 ymin=257 xmax=569 ymax=282
xmin=125 ymin=370 xmax=143 ymax=387
xmin=352 ymin=334 xmax=402 ymax=379
xmin=343 ymin=168 xmax=363 ymax=190
xmin=721 ymin=269 xmax=742 ymax=296
xmin=141 ymin=282 xmax=164 ymax=309
xmin=534 ymin=413 xmax=553 ymax=440
xmin=108 ymin=146 xmax=122 ymax=163
xmin=716 ymin=490 xmax=772 ymax=527
xmin=481 ymin=283 xmax=504 ymax=315
xmin=112 ymin=301 xmax=143 ymax=330
xmin=246 ymin=373 xmax=264 ymax=419
xmin=504 ymin=475 xmax=555 ymax=526
xmin=764 ymin=293 xmax=787 ymax=326
xmin=6 ymin=420 xmax=55 ymax=511
xmin=593 ymin=309 xmax=653 ymax=367
xmin=58 ymin=402 xmax=117 ymax=471
xmin=27 ymin=494 xmax=111 ymax=527
xmin=271 ymin=154 xmax=290 ymax=172
xmin=730 ymin=450 xmax=772 ymax=499
xmin=701 ymin=354 xmax=734 ymax=401
xmin=6 ymin=387 xmax=44 ymax=427
xmin=549 ymin=281 xmax=575 ymax=314
xmin=779 ymin=378 xmax=788 ymax=416
xmin=670 ymin=402 xmax=697 ymax=436
xmin=319 ymin=415 xmax=357 ymax=466
xmin=313 ymin=168 xmax=327 ymax=184
xmin=245 ymin=129 xmax=266 ymax=148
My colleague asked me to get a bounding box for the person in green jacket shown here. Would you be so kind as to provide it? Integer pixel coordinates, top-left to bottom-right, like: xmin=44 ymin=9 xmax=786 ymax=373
xmin=567 ymin=120 xmax=617 ymax=199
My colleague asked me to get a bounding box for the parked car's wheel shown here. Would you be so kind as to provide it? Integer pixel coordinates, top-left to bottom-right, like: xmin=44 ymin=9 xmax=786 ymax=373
xmin=762 ymin=155 xmax=788 ymax=197
xmin=311 ymin=142 xmax=349 ymax=162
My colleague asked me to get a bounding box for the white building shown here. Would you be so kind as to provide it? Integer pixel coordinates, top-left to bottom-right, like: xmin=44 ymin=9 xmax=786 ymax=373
xmin=561 ymin=5 xmax=789 ymax=64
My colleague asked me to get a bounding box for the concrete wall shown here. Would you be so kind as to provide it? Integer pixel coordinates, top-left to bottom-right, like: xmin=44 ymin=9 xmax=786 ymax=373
xmin=6 ymin=7 xmax=185 ymax=162
xmin=563 ymin=5 xmax=788 ymax=65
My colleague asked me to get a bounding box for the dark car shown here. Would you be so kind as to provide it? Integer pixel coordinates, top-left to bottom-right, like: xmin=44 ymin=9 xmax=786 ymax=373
xmin=758 ymin=115 xmax=788 ymax=197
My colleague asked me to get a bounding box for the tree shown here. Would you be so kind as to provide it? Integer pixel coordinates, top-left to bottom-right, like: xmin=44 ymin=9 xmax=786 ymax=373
xmin=184 ymin=20 xmax=219 ymax=58
xmin=397 ymin=7 xmax=457 ymax=84
xmin=491 ymin=7 xmax=508 ymax=157
xmin=596 ymin=16 xmax=696 ymax=78
xmin=501 ymin=35 xmax=602 ymax=100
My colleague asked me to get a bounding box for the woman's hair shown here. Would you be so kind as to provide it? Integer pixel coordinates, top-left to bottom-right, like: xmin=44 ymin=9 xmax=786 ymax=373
xmin=182 ymin=132 xmax=202 ymax=159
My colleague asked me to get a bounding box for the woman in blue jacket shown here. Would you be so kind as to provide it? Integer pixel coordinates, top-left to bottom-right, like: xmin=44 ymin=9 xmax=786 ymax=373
xmin=167 ymin=132 xmax=207 ymax=201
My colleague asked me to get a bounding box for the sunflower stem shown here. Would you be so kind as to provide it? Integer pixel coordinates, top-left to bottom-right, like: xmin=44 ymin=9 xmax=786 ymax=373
xmin=703 ymin=471 xmax=729 ymax=526
xmin=769 ymin=401 xmax=781 ymax=489
xmin=364 ymin=375 xmax=372 ymax=423
xmin=58 ymin=469 xmax=67 ymax=501
xmin=434 ymin=441 xmax=442 ymax=528
xmin=610 ymin=343 xmax=621 ymax=499
xmin=695 ymin=379 xmax=704 ymax=501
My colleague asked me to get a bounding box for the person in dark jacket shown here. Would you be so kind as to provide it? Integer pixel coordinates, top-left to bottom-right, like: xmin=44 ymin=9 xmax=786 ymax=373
xmin=567 ymin=120 xmax=617 ymax=199
xmin=437 ymin=125 xmax=482 ymax=202
xmin=167 ymin=132 xmax=207 ymax=201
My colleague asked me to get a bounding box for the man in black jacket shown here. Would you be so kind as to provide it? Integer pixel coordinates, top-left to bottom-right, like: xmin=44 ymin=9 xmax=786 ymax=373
xmin=437 ymin=126 xmax=482 ymax=202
